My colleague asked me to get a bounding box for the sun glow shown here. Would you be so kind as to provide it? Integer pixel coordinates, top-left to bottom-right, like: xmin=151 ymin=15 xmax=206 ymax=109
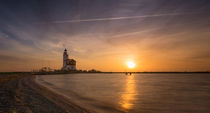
xmin=127 ymin=61 xmax=135 ymax=69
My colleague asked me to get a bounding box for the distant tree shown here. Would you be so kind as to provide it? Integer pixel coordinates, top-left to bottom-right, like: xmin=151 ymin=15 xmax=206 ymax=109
xmin=39 ymin=67 xmax=53 ymax=72
xmin=88 ymin=69 xmax=101 ymax=73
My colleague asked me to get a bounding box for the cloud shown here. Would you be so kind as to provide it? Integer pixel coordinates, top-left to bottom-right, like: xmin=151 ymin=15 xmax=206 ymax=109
xmin=0 ymin=54 xmax=25 ymax=62
xmin=52 ymin=12 xmax=200 ymax=23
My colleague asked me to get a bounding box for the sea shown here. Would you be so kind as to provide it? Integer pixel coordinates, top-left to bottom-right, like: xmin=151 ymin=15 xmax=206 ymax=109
xmin=36 ymin=73 xmax=210 ymax=113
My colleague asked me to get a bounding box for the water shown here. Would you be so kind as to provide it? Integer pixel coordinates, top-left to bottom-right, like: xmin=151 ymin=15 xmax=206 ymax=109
xmin=36 ymin=73 xmax=210 ymax=113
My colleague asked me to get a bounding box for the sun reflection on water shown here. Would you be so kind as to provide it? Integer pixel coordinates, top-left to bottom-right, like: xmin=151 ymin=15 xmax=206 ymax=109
xmin=120 ymin=75 xmax=136 ymax=110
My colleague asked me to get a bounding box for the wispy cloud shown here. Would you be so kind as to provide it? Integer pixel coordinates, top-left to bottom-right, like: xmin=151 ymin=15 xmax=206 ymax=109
xmin=52 ymin=12 xmax=199 ymax=23
xmin=111 ymin=28 xmax=158 ymax=38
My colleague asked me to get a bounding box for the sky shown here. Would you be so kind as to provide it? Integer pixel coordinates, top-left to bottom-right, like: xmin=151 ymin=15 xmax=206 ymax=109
xmin=0 ymin=0 xmax=210 ymax=72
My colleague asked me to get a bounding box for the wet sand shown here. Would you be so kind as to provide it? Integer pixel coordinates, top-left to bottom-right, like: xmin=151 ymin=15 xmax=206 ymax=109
xmin=0 ymin=74 xmax=92 ymax=113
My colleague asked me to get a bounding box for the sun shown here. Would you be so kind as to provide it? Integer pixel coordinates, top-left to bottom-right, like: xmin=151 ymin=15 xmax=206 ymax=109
xmin=127 ymin=61 xmax=136 ymax=69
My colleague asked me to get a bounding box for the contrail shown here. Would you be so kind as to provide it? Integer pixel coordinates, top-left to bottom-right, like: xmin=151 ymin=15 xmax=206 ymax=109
xmin=52 ymin=13 xmax=197 ymax=24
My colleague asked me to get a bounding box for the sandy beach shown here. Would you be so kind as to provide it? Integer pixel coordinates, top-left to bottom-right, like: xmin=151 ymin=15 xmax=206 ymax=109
xmin=0 ymin=74 xmax=92 ymax=113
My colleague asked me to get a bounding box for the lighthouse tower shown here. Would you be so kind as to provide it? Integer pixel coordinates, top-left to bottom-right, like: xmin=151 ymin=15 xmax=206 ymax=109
xmin=63 ymin=49 xmax=68 ymax=67
xmin=62 ymin=49 xmax=76 ymax=71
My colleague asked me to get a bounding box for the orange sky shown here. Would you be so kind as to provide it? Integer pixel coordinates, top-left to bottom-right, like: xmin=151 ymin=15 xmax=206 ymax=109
xmin=0 ymin=0 xmax=210 ymax=72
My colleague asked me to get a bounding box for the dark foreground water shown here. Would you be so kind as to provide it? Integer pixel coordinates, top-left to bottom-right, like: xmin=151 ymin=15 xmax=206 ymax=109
xmin=36 ymin=73 xmax=210 ymax=113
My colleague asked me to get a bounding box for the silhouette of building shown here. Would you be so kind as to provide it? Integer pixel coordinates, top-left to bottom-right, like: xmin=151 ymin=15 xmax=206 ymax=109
xmin=62 ymin=49 xmax=76 ymax=71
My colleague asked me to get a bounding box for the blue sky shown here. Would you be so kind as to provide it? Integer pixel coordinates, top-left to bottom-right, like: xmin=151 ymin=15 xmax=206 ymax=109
xmin=0 ymin=0 xmax=210 ymax=71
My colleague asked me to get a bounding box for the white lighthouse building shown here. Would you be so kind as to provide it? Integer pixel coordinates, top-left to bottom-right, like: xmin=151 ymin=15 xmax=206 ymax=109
xmin=62 ymin=49 xmax=76 ymax=71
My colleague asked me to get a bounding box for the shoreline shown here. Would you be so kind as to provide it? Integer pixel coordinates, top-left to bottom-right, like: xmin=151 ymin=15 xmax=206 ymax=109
xmin=0 ymin=74 xmax=92 ymax=113
xmin=0 ymin=71 xmax=209 ymax=76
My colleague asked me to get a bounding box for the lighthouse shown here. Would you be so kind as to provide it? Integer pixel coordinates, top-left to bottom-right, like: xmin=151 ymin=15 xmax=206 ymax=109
xmin=62 ymin=49 xmax=76 ymax=71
